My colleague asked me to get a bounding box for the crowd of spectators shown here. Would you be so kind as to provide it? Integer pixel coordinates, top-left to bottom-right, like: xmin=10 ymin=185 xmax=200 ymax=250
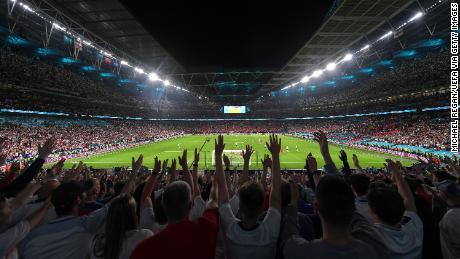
xmin=0 ymin=110 xmax=449 ymax=164
xmin=0 ymin=131 xmax=459 ymax=259
xmin=0 ymin=47 xmax=449 ymax=119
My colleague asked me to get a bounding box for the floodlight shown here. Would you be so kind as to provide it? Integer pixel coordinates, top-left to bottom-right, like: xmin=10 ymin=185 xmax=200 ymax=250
xmin=148 ymin=72 xmax=160 ymax=81
xmin=311 ymin=70 xmax=323 ymax=78
xmin=360 ymin=45 xmax=370 ymax=51
xmin=326 ymin=62 xmax=336 ymax=71
xmin=301 ymin=76 xmax=310 ymax=83
xmin=342 ymin=53 xmax=353 ymax=61
xmin=164 ymin=80 xmax=171 ymax=86
xmin=121 ymin=60 xmax=129 ymax=66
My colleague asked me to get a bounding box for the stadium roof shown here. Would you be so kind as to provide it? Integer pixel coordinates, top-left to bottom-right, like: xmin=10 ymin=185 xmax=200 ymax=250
xmin=40 ymin=0 xmax=184 ymax=75
xmin=259 ymin=0 xmax=417 ymax=96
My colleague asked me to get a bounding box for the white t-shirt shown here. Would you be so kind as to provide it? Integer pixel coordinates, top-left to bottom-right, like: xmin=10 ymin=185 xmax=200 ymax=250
xmin=0 ymin=221 xmax=31 ymax=259
xmin=219 ymin=203 xmax=281 ymax=259
xmin=373 ymin=211 xmax=423 ymax=259
xmin=19 ymin=204 xmax=109 ymax=259
xmin=439 ymin=207 xmax=460 ymax=259
xmin=355 ymin=197 xmax=372 ymax=222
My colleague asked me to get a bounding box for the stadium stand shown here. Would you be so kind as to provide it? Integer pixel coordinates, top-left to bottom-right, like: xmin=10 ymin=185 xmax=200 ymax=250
xmin=0 ymin=0 xmax=458 ymax=259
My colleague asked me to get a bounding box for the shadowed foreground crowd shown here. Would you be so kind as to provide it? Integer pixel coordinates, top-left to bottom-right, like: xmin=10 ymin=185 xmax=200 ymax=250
xmin=0 ymin=132 xmax=459 ymax=259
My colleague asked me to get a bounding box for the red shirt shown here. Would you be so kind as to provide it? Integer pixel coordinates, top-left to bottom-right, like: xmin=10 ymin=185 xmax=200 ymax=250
xmin=130 ymin=208 xmax=219 ymax=259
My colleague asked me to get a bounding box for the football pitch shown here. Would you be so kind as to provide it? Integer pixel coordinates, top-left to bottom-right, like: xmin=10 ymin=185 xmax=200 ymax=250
xmin=65 ymin=134 xmax=417 ymax=170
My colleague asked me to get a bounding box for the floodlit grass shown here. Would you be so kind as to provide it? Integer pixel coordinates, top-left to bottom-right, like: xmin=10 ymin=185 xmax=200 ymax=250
xmin=63 ymin=134 xmax=417 ymax=170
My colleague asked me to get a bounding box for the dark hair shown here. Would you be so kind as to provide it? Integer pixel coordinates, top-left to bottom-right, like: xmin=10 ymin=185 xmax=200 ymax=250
xmin=154 ymin=192 xmax=167 ymax=224
xmin=162 ymin=181 xmax=191 ymax=222
xmin=51 ymin=181 xmax=84 ymax=216
xmin=315 ymin=176 xmax=355 ymax=227
xmin=93 ymin=193 xmax=138 ymax=259
xmin=367 ymin=187 xmax=405 ymax=225
xmin=83 ymin=178 xmax=97 ymax=192
xmin=350 ymin=174 xmax=370 ymax=196
xmin=238 ymin=182 xmax=265 ymax=220
xmin=434 ymin=171 xmax=457 ymax=182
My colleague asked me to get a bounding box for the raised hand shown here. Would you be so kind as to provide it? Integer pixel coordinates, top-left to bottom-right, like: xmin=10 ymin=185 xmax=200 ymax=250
xmin=266 ymin=134 xmax=281 ymax=156
xmin=153 ymin=156 xmax=161 ymax=174
xmin=193 ymin=148 xmax=199 ymax=166
xmin=162 ymin=159 xmax=169 ymax=173
xmin=339 ymin=150 xmax=347 ymax=162
xmin=171 ymin=158 xmax=177 ymax=176
xmin=261 ymin=154 xmax=272 ymax=170
xmin=38 ymin=138 xmax=57 ymax=160
xmin=242 ymin=145 xmax=254 ymax=162
xmin=307 ymin=153 xmax=317 ymax=172
xmin=131 ymin=154 xmax=144 ymax=174
xmin=215 ymin=135 xmax=225 ymax=157
xmin=178 ymin=149 xmax=188 ymax=169
xmin=223 ymin=154 xmax=231 ymax=169
xmin=49 ymin=158 xmax=66 ymax=178
xmin=313 ymin=131 xmax=329 ymax=155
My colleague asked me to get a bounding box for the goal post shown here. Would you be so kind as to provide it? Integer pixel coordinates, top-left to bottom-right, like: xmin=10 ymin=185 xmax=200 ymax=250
xmin=211 ymin=149 xmax=252 ymax=167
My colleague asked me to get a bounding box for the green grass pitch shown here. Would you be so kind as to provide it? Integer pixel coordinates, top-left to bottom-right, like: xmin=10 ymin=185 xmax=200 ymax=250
xmin=63 ymin=134 xmax=417 ymax=170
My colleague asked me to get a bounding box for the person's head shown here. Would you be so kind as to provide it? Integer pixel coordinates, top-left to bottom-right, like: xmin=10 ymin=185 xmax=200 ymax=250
xmin=0 ymin=195 xmax=12 ymax=225
xmin=315 ymin=176 xmax=355 ymax=228
xmin=93 ymin=194 xmax=138 ymax=259
xmin=433 ymin=170 xmax=457 ymax=183
xmin=350 ymin=174 xmax=370 ymax=197
xmin=37 ymin=179 xmax=60 ymax=200
xmin=238 ymin=182 xmax=265 ymax=222
xmin=83 ymin=178 xmax=100 ymax=202
xmin=51 ymin=181 xmax=85 ymax=217
xmin=162 ymin=181 xmax=192 ymax=223
xmin=367 ymin=187 xmax=405 ymax=225
xmin=437 ymin=180 xmax=460 ymax=207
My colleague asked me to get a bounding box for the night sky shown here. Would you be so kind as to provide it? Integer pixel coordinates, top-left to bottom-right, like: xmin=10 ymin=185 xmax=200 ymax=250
xmin=121 ymin=1 xmax=335 ymax=72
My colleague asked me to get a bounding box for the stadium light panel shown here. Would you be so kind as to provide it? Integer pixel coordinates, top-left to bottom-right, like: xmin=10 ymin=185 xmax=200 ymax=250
xmin=342 ymin=53 xmax=353 ymax=61
xmin=311 ymin=70 xmax=323 ymax=78
xmin=408 ymin=12 xmax=424 ymax=22
xmin=378 ymin=31 xmax=393 ymax=41
xmin=301 ymin=76 xmax=310 ymax=83
xmin=326 ymin=62 xmax=336 ymax=71
xmin=164 ymin=80 xmax=171 ymax=86
xmin=148 ymin=72 xmax=160 ymax=81
xmin=360 ymin=45 xmax=370 ymax=51
xmin=121 ymin=60 xmax=129 ymax=66
xmin=135 ymin=67 xmax=144 ymax=74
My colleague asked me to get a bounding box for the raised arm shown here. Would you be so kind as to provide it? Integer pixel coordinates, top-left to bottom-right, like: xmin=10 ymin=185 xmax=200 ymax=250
xmin=121 ymin=154 xmax=143 ymax=194
xmin=1 ymin=138 xmax=56 ymax=197
xmin=352 ymin=154 xmax=364 ymax=174
xmin=386 ymin=159 xmax=417 ymax=213
xmin=215 ymin=135 xmax=229 ymax=205
xmin=313 ymin=131 xmax=338 ymax=174
xmin=140 ymin=156 xmax=161 ymax=208
xmin=339 ymin=150 xmax=352 ymax=182
xmin=178 ymin=149 xmax=195 ymax=196
xmin=192 ymin=148 xmax=201 ymax=197
xmin=267 ymin=134 xmax=281 ymax=210
xmin=261 ymin=154 xmax=271 ymax=190
xmin=240 ymin=145 xmax=253 ymax=186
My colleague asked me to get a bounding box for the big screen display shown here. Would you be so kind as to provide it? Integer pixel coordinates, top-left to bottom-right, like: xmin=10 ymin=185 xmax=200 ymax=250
xmin=223 ymin=106 xmax=246 ymax=114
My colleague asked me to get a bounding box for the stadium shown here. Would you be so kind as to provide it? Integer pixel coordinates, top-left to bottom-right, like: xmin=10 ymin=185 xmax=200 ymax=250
xmin=0 ymin=0 xmax=458 ymax=259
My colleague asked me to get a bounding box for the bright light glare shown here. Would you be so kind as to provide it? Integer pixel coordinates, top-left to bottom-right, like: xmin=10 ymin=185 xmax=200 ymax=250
xmin=311 ymin=70 xmax=323 ymax=78
xmin=148 ymin=72 xmax=160 ymax=81
xmin=326 ymin=62 xmax=336 ymax=71
xmin=301 ymin=76 xmax=310 ymax=83
xmin=409 ymin=12 xmax=424 ymax=22
xmin=121 ymin=60 xmax=128 ymax=66
xmin=378 ymin=31 xmax=393 ymax=41
xmin=343 ymin=53 xmax=353 ymax=61
xmin=164 ymin=80 xmax=171 ymax=86
xmin=135 ymin=67 xmax=144 ymax=74
xmin=360 ymin=45 xmax=370 ymax=51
